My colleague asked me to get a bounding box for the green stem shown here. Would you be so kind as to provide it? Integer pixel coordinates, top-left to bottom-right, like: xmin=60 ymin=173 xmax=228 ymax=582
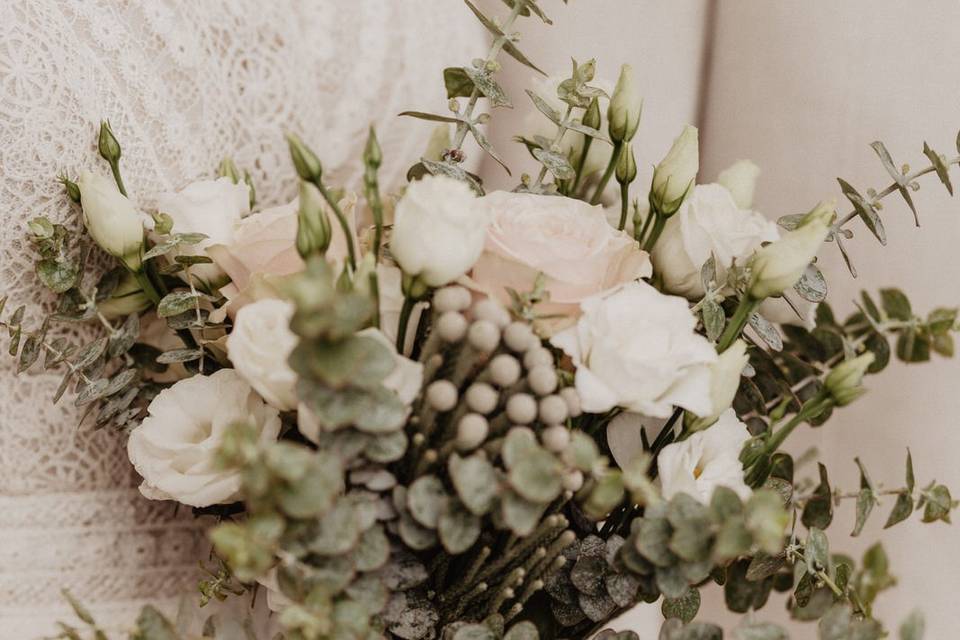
xmin=396 ymin=296 xmax=416 ymax=354
xmin=641 ymin=213 xmax=667 ymax=252
xmin=617 ymin=183 xmax=630 ymax=231
xmin=110 ymin=161 xmax=127 ymax=197
xmin=716 ymin=295 xmax=759 ymax=353
xmin=636 ymin=205 xmax=656 ymax=245
xmin=132 ymin=268 xmax=161 ymax=305
xmin=570 ymin=137 xmax=594 ymax=197
xmin=314 ymin=181 xmax=357 ymax=272
xmin=590 ymin=142 xmax=623 ymax=205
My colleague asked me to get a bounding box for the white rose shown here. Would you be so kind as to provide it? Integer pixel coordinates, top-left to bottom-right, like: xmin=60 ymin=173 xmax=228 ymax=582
xmin=297 ymin=327 xmax=423 ymax=444
xmin=658 ymin=409 xmax=752 ymax=503
xmin=652 ymin=184 xmax=779 ymax=298
xmin=551 ymin=281 xmax=717 ymax=417
xmin=157 ymin=177 xmax=251 ymax=286
xmin=717 ymin=159 xmax=761 ymax=210
xmin=390 ymin=175 xmax=487 ymax=287
xmin=77 ymin=171 xmax=144 ymax=271
xmin=127 ymin=368 xmax=281 ymax=507
xmin=227 ymin=298 xmax=299 ymax=411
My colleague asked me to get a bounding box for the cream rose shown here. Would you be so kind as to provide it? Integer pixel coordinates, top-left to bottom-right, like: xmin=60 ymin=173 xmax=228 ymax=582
xmin=207 ymin=194 xmax=357 ymax=312
xmin=156 ymin=177 xmax=251 ymax=285
xmin=77 ymin=171 xmax=144 ymax=271
xmin=390 ymin=175 xmax=486 ymax=287
xmin=127 ymin=368 xmax=281 ymax=507
xmin=551 ymin=281 xmax=717 ymax=417
xmin=226 ymin=298 xmax=299 ymax=411
xmin=651 ymin=184 xmax=779 ymax=299
xmin=471 ymin=191 xmax=651 ymax=334
xmin=297 ymin=327 xmax=423 ymax=444
xmin=658 ymin=408 xmax=752 ymax=503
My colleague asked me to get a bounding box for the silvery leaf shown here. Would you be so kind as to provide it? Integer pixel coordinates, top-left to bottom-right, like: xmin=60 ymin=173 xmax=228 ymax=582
xmin=464 ymin=67 xmax=511 ymax=108
xmin=838 ymin=178 xmax=886 ymax=245
xmin=398 ymin=111 xmax=462 ymax=124
xmin=468 ymin=122 xmax=511 ymax=175
xmin=532 ymin=148 xmax=575 ymax=180
xmin=871 ymin=140 xmax=919 ymax=225
xmin=793 ymin=264 xmax=827 ymax=303
xmin=748 ymin=312 xmax=783 ymax=352
xmin=702 ymin=299 xmax=725 ymax=343
xmin=443 ymin=67 xmax=475 ymax=99
xmin=462 ymin=1 xmax=545 ymax=75
xmin=156 ymin=348 xmax=203 ymax=364
xmin=922 ymin=142 xmax=953 ymax=195
xmin=525 ymin=90 xmax=562 ymax=125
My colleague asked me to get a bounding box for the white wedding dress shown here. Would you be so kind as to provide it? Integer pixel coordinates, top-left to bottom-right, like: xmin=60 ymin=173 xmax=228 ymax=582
xmin=0 ymin=2 xmax=482 ymax=636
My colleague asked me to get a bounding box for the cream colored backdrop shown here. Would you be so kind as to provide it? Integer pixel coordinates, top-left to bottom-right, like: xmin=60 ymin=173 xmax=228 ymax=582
xmin=484 ymin=1 xmax=960 ymax=637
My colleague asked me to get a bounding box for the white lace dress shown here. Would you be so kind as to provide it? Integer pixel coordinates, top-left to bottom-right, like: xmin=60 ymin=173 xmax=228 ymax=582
xmin=0 ymin=2 xmax=482 ymax=636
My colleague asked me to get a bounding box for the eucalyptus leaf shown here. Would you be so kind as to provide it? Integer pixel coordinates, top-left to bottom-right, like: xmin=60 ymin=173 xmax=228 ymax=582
xmin=437 ymin=501 xmax=481 ymax=554
xmin=444 ymin=67 xmax=475 ymax=99
xmin=449 ymin=453 xmax=498 ymax=516
xmin=922 ymin=142 xmax=953 ymax=195
xmin=702 ymin=299 xmax=725 ymax=343
xmin=36 ymin=258 xmax=79 ymax=293
xmin=398 ymin=110 xmax=462 ymax=124
xmin=838 ymin=178 xmax=886 ymax=245
xmin=157 ymin=290 xmax=200 ymax=318
xmin=464 ymin=67 xmax=511 ymax=108
xmin=794 ymin=264 xmax=827 ymax=303
xmin=525 ymin=90 xmax=562 ymax=125
xmin=749 ymin=312 xmax=783 ymax=352
xmin=156 ymin=348 xmax=203 ymax=364
xmin=661 ymin=587 xmax=700 ymax=623
xmin=532 ymin=148 xmax=575 ymax=180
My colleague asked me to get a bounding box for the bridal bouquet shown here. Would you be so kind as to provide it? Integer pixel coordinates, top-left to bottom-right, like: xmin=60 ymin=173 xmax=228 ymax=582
xmin=10 ymin=2 xmax=959 ymax=639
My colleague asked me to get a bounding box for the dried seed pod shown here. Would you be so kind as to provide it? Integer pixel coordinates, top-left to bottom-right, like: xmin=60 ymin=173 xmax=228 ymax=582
xmin=506 ymin=393 xmax=538 ymax=425
xmin=473 ymin=298 xmax=511 ymax=328
xmin=538 ymin=395 xmax=568 ymax=426
xmin=523 ymin=347 xmax=553 ymax=370
xmin=560 ymin=387 xmax=582 ymax=418
xmin=468 ymin=319 xmax=501 ymax=352
xmin=541 ymin=424 xmax=571 ymax=453
xmin=465 ymin=382 xmax=498 ymax=415
xmin=503 ymin=321 xmax=536 ymax=352
xmin=434 ymin=285 xmax=472 ymax=313
xmin=489 ymin=354 xmax=522 ymax=387
xmin=528 ymin=364 xmax=558 ymax=396
xmin=457 ymin=413 xmax=489 ymax=451
xmin=426 ymin=380 xmax=458 ymax=412
xmin=562 ymin=470 xmax=584 ymax=492
xmin=437 ymin=311 xmax=468 ymax=342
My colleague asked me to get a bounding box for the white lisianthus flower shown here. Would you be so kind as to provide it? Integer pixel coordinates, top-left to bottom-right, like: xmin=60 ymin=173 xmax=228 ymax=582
xmin=717 ymin=159 xmax=761 ymax=210
xmin=157 ymin=177 xmax=251 ymax=285
xmin=608 ymin=64 xmax=643 ymax=143
xmin=77 ymin=171 xmax=144 ymax=271
xmin=127 ymin=368 xmax=281 ymax=507
xmin=390 ymin=175 xmax=487 ymax=287
xmin=651 ymin=125 xmax=699 ymax=213
xmin=297 ymin=328 xmax=423 ymax=444
xmin=688 ymin=339 xmax=749 ymax=432
xmin=551 ymin=281 xmax=717 ymax=417
xmin=658 ymin=409 xmax=752 ymax=503
xmin=227 ymin=298 xmax=299 ymax=411
xmin=749 ymin=202 xmax=834 ymax=300
xmin=824 ymin=353 xmax=874 ymax=406
xmin=651 ymin=184 xmax=779 ymax=298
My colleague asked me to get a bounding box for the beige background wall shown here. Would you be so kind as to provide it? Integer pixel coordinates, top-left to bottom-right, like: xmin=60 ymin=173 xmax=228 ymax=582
xmin=481 ymin=1 xmax=960 ymax=636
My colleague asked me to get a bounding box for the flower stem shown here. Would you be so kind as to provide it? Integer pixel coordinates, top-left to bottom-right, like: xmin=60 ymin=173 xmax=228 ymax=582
xmin=314 ymin=181 xmax=357 ymax=272
xmin=716 ymin=295 xmax=759 ymax=353
xmin=396 ymin=295 xmax=416 ymax=354
xmin=570 ymin=137 xmax=594 ymax=197
xmin=641 ymin=213 xmax=667 ymax=252
xmin=617 ymin=183 xmax=630 ymax=231
xmin=589 ymin=141 xmax=623 ymax=205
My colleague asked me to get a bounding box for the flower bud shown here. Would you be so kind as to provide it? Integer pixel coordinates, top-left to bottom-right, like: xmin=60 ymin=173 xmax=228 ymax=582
xmin=218 ymin=157 xmax=241 ymax=183
xmin=77 ymin=171 xmax=144 ymax=271
xmin=98 ymin=270 xmax=151 ymax=319
xmin=824 ymin=353 xmax=874 ymax=406
xmin=615 ymin=143 xmax=637 ymax=185
xmin=287 ymin=133 xmax=323 ymax=182
xmin=717 ymin=159 xmax=760 ymax=210
xmin=97 ymin=120 xmax=122 ymax=164
xmin=687 ymin=339 xmax=749 ymax=431
xmin=748 ymin=201 xmax=834 ymax=300
xmin=583 ymin=97 xmax=602 ymax=131
xmin=60 ymin=176 xmax=81 ymax=204
xmin=296 ymin=181 xmax=332 ymax=259
xmin=364 ymin=127 xmax=383 ymax=169
xmin=608 ymin=64 xmax=643 ymax=143
xmin=650 ymin=125 xmax=699 ymax=215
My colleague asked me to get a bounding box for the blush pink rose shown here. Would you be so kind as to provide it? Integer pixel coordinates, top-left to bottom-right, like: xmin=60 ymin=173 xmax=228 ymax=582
xmin=207 ymin=194 xmax=357 ymax=314
xmin=470 ymin=191 xmax=652 ymax=334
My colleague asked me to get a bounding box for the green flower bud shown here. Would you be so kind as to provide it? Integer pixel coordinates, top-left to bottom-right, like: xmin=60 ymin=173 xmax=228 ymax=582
xmin=296 ymin=181 xmax=332 ymax=259
xmin=608 ymin=64 xmax=643 ymax=143
xmin=364 ymin=127 xmax=383 ymax=169
xmin=287 ymin=133 xmax=323 ymax=182
xmin=218 ymin=157 xmax=241 ymax=183
xmin=748 ymin=201 xmax=834 ymax=300
xmin=650 ymin=125 xmax=699 ymax=215
xmin=77 ymin=171 xmax=144 ymax=271
xmin=615 ymin=143 xmax=637 ymax=185
xmin=97 ymin=120 xmax=122 ymax=164
xmin=59 ymin=176 xmax=81 ymax=204
xmin=824 ymin=353 xmax=875 ymax=406
xmin=98 ymin=270 xmax=151 ymax=319
xmin=583 ymin=97 xmax=602 ymax=131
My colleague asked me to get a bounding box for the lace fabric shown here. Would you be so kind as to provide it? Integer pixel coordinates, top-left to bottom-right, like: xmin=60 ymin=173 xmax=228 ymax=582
xmin=0 ymin=1 xmax=483 ymax=636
